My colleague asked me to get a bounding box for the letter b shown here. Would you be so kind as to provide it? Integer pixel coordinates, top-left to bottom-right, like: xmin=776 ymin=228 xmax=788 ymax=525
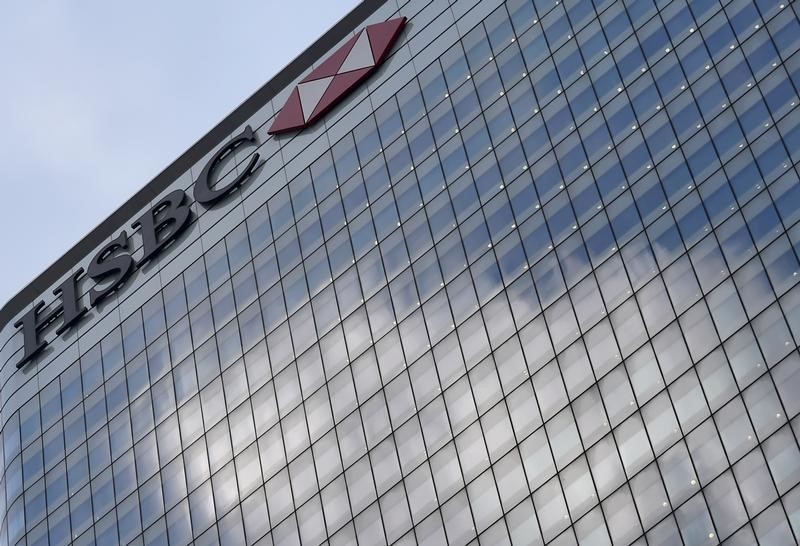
xmin=132 ymin=190 xmax=191 ymax=265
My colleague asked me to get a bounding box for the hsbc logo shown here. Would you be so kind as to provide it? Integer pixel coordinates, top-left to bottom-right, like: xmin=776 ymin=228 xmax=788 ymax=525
xmin=14 ymin=125 xmax=263 ymax=371
xmin=13 ymin=16 xmax=407 ymax=371
xmin=269 ymin=17 xmax=407 ymax=134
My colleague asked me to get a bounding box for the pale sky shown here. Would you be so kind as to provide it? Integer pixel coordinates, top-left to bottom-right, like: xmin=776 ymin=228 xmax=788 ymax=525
xmin=0 ymin=0 xmax=360 ymax=307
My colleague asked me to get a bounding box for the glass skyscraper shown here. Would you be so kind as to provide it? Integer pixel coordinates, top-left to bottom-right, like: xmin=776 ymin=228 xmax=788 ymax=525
xmin=1 ymin=0 xmax=800 ymax=543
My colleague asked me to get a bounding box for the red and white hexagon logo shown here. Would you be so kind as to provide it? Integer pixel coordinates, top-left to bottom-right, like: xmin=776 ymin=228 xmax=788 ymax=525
xmin=268 ymin=17 xmax=407 ymax=135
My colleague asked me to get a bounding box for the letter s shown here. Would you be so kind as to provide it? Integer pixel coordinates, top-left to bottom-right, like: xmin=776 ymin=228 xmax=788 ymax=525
xmin=87 ymin=231 xmax=135 ymax=306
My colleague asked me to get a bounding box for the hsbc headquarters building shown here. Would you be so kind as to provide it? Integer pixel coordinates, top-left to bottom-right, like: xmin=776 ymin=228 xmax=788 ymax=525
xmin=2 ymin=0 xmax=800 ymax=544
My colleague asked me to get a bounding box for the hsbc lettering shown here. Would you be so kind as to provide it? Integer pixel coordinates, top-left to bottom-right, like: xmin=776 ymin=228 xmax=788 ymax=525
xmin=14 ymin=125 xmax=263 ymax=370
xmin=11 ymin=16 xmax=409 ymax=371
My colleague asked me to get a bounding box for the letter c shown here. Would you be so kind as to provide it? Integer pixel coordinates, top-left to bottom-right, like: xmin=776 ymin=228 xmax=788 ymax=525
xmin=193 ymin=125 xmax=263 ymax=207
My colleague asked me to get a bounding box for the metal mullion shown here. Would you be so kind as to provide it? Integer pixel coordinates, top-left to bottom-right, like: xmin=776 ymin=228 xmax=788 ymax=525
xmin=670 ymin=8 xmax=800 ymax=539
xmin=423 ymin=239 xmax=512 ymax=542
xmin=350 ymin=99 xmax=462 ymax=545
xmin=125 ymin=286 xmax=174 ymax=544
xmin=37 ymin=374 xmax=76 ymax=539
xmin=494 ymin=16 xmax=626 ymax=544
xmin=390 ymin=96 xmax=497 ymax=540
xmin=275 ymin=170 xmax=341 ymax=546
xmin=533 ymin=14 xmax=662 ymax=543
xmin=253 ymin=116 xmax=793 ymax=423
xmin=175 ymin=3 xmax=792 ymax=356
xmin=721 ymin=0 xmax=800 ymax=478
xmin=14 ymin=2 xmax=800 ymax=545
xmin=383 ymin=163 xmax=480 ymax=545
xmin=289 ymin=144 xmax=379 ymax=545
xmin=599 ymin=241 xmax=726 ymax=542
xmin=606 ymin=8 xmax=756 ymax=537
xmin=329 ymin=116 xmax=414 ymax=545
xmin=424 ymin=53 xmax=552 ymax=539
xmin=517 ymin=280 xmax=606 ymax=542
xmin=701 ymin=157 xmax=800 ymax=540
xmin=746 ymin=4 xmax=800 ymax=277
xmin=183 ymin=229 xmax=254 ymax=542
xmin=246 ymin=183 xmax=308 ymax=540
xmin=195 ymin=367 xmax=232 ymax=541
xmin=439 ymin=252 xmax=522 ymax=541
xmin=667 ymin=184 xmax=786 ymax=538
xmin=350 ymin=125 xmax=422 ymax=546
xmin=476 ymin=25 xmax=724 ymax=536
xmin=294 ymin=327 xmax=360 ymax=538
xmin=524 ymin=2 xmax=795 ymax=197
xmin=559 ymin=3 xmax=703 ymax=541
xmin=478 ymin=288 xmax=580 ymax=541
xmin=284 ymin=346 xmax=359 ymax=542
xmin=531 ymin=159 xmax=650 ymax=540
xmin=119 ymin=364 xmax=173 ymax=537
xmin=139 ymin=301 xmax=185 ymax=542
xmin=461 ymin=292 xmax=546 ymax=542
xmin=494 ymin=24 xmax=633 ymax=539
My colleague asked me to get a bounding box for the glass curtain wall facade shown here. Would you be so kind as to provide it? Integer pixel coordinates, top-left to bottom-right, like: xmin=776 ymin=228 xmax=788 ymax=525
xmin=2 ymin=0 xmax=800 ymax=544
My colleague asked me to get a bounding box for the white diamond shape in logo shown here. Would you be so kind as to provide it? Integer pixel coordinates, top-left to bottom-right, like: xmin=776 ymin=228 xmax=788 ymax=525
xmin=338 ymin=31 xmax=375 ymax=74
xmin=298 ymin=76 xmax=334 ymax=121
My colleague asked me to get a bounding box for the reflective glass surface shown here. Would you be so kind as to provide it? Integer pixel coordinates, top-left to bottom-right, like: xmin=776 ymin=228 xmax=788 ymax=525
xmin=3 ymin=0 xmax=800 ymax=544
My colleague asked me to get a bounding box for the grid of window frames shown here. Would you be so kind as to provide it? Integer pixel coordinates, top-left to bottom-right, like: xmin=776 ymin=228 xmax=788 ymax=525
xmin=3 ymin=0 xmax=800 ymax=543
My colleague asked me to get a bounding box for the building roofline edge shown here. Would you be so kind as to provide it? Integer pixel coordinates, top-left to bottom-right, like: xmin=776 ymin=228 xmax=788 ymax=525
xmin=0 ymin=0 xmax=387 ymax=331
